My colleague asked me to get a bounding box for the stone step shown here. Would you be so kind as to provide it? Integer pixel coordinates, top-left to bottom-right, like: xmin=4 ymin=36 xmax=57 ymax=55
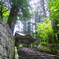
xmin=17 ymin=47 xmax=59 ymax=59
xmin=18 ymin=53 xmax=59 ymax=59
xmin=19 ymin=56 xmax=55 ymax=59
xmin=19 ymin=56 xmax=35 ymax=59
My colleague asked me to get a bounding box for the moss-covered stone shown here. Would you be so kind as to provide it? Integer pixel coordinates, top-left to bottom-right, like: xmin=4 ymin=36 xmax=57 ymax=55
xmin=37 ymin=44 xmax=59 ymax=55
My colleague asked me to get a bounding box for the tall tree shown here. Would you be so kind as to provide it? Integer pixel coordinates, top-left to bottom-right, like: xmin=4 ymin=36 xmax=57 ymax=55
xmin=40 ymin=0 xmax=46 ymax=17
xmin=33 ymin=0 xmax=47 ymax=38
xmin=7 ymin=0 xmax=31 ymax=29
xmin=48 ymin=0 xmax=59 ymax=42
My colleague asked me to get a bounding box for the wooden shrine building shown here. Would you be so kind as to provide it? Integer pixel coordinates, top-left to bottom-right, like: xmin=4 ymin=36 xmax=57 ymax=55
xmin=15 ymin=32 xmax=38 ymax=47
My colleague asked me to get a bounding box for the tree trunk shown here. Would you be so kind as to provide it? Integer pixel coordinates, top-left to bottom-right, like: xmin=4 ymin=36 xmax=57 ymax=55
xmin=51 ymin=21 xmax=59 ymax=43
xmin=41 ymin=0 xmax=46 ymax=17
xmin=57 ymin=34 xmax=59 ymax=42
xmin=48 ymin=36 xmax=51 ymax=44
xmin=7 ymin=5 xmax=18 ymax=28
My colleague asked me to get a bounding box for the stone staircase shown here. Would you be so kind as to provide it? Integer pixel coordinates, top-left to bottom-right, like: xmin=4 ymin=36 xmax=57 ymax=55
xmin=17 ymin=47 xmax=59 ymax=59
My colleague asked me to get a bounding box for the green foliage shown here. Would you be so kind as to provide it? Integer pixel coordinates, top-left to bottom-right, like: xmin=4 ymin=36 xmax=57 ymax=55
xmin=36 ymin=19 xmax=54 ymax=44
xmin=6 ymin=0 xmax=32 ymax=28
xmin=0 ymin=1 xmax=9 ymax=22
xmin=11 ymin=0 xmax=32 ymax=19
xmin=3 ymin=8 xmax=9 ymax=22
xmin=48 ymin=0 xmax=59 ymax=42
xmin=57 ymin=24 xmax=59 ymax=26
xmin=48 ymin=0 xmax=59 ymax=11
xmin=48 ymin=0 xmax=59 ymax=23
xmin=40 ymin=42 xmax=48 ymax=45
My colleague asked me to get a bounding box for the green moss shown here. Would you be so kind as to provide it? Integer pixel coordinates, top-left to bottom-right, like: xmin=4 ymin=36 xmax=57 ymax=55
xmin=38 ymin=44 xmax=59 ymax=55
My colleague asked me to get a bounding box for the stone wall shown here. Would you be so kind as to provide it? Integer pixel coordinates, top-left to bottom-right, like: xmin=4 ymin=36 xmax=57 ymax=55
xmin=0 ymin=19 xmax=14 ymax=59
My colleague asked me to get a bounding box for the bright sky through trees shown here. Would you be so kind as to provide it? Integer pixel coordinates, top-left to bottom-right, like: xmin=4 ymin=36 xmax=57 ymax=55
xmin=13 ymin=0 xmax=37 ymax=35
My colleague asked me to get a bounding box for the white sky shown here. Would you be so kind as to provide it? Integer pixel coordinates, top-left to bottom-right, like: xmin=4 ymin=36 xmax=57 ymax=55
xmin=30 ymin=0 xmax=38 ymax=10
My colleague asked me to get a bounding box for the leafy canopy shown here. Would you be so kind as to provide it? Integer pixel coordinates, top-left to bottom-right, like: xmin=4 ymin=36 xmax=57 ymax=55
xmin=10 ymin=0 xmax=32 ymax=18
xmin=48 ymin=0 xmax=59 ymax=11
xmin=36 ymin=19 xmax=54 ymax=44
xmin=48 ymin=0 xmax=59 ymax=34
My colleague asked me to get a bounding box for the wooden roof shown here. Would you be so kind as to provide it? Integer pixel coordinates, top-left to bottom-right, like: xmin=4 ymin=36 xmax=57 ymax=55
xmin=15 ymin=32 xmax=38 ymax=44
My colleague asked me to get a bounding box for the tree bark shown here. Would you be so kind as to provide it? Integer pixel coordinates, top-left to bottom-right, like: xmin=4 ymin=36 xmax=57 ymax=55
xmin=7 ymin=5 xmax=18 ymax=28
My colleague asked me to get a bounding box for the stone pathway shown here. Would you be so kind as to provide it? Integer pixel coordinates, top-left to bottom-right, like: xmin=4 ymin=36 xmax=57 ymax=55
xmin=17 ymin=47 xmax=59 ymax=59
